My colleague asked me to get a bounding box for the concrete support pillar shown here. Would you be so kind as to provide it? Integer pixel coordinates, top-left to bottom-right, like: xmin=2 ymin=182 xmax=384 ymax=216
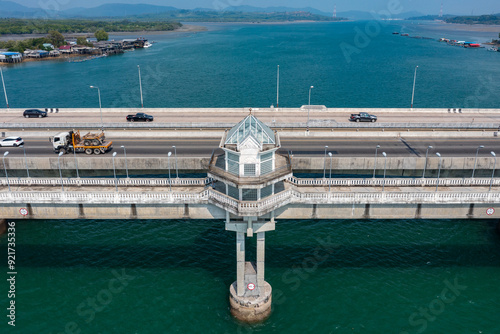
xmin=236 ymin=232 xmax=245 ymax=297
xmin=227 ymin=218 xmax=275 ymax=323
xmin=256 ymin=232 xmax=265 ymax=288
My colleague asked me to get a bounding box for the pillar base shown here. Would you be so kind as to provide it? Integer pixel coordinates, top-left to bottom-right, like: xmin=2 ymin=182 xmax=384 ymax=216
xmin=229 ymin=281 xmax=272 ymax=323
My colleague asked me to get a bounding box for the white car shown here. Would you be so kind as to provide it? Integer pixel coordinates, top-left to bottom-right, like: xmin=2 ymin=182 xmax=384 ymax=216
xmin=0 ymin=137 xmax=24 ymax=147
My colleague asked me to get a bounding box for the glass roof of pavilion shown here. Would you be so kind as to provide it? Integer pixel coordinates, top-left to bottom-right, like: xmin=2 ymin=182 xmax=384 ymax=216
xmin=225 ymin=115 xmax=275 ymax=145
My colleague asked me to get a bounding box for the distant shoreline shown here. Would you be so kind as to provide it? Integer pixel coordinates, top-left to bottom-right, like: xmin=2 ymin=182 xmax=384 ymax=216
xmin=423 ymin=22 xmax=500 ymax=33
xmin=0 ymin=24 xmax=207 ymax=42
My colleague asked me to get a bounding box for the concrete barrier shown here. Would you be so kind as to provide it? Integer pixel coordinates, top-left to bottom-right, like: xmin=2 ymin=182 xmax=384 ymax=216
xmin=1 ymin=121 xmax=498 ymax=130
xmin=1 ymin=156 xmax=497 ymax=175
xmin=3 ymin=107 xmax=500 ymax=114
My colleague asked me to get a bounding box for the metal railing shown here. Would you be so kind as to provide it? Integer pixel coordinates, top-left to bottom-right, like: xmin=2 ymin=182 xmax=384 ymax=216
xmin=287 ymin=176 xmax=500 ymax=187
xmin=0 ymin=190 xmax=210 ymax=204
xmin=1 ymin=186 xmax=500 ymax=216
xmin=203 ymin=187 xmax=500 ymax=216
xmin=1 ymin=175 xmax=498 ymax=189
xmin=0 ymin=177 xmax=213 ymax=187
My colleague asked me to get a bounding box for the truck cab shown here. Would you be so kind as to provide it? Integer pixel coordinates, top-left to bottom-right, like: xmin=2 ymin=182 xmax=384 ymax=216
xmin=52 ymin=131 xmax=71 ymax=152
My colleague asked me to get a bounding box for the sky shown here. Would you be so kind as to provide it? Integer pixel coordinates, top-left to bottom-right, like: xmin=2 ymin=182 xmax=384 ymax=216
xmin=8 ymin=0 xmax=500 ymax=15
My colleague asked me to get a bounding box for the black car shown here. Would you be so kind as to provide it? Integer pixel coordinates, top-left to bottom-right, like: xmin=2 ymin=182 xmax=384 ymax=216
xmin=23 ymin=109 xmax=48 ymax=118
xmin=126 ymin=113 xmax=154 ymax=122
xmin=349 ymin=112 xmax=377 ymax=122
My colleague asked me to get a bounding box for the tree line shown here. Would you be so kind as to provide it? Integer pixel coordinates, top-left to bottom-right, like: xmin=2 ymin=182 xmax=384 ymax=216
xmin=0 ymin=19 xmax=182 ymax=35
xmin=136 ymin=10 xmax=344 ymax=22
xmin=0 ymin=29 xmax=109 ymax=53
xmin=445 ymin=15 xmax=500 ymax=25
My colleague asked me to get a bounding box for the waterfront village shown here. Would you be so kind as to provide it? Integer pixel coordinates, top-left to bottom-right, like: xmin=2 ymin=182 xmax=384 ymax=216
xmin=0 ymin=37 xmax=151 ymax=64
xmin=393 ymin=31 xmax=500 ymax=52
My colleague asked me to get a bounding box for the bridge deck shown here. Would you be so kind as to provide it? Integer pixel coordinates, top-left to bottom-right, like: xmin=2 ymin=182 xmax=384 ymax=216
xmin=2 ymin=177 xmax=499 ymax=220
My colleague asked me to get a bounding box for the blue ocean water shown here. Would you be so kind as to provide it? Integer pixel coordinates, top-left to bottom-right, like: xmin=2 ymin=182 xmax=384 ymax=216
xmin=1 ymin=21 xmax=499 ymax=109
xmin=1 ymin=21 xmax=500 ymax=334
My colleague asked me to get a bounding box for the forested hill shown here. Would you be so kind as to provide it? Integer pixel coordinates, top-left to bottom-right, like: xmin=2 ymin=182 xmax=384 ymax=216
xmin=0 ymin=19 xmax=182 ymax=35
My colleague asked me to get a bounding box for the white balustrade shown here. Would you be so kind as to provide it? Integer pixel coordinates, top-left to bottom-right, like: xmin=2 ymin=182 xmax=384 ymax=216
xmin=0 ymin=177 xmax=213 ymax=187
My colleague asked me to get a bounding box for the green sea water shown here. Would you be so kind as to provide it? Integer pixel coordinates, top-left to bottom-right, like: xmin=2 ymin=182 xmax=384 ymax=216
xmin=1 ymin=21 xmax=500 ymax=333
xmin=1 ymin=219 xmax=500 ymax=333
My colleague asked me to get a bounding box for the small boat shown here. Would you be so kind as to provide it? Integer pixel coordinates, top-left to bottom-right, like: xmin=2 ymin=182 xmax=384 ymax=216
xmin=401 ymin=33 xmax=409 ymax=36
xmin=143 ymin=41 xmax=152 ymax=48
xmin=392 ymin=32 xmax=399 ymax=35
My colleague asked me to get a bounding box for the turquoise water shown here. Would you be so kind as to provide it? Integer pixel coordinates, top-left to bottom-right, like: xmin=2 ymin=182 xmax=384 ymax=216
xmin=1 ymin=22 xmax=500 ymax=333
xmin=1 ymin=21 xmax=499 ymax=109
xmin=1 ymin=219 xmax=500 ymax=333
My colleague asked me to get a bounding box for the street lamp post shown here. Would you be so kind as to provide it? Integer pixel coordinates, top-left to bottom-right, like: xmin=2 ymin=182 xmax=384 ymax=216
xmin=20 ymin=145 xmax=29 ymax=178
xmin=73 ymin=147 xmax=79 ymax=178
xmin=422 ymin=145 xmax=433 ymax=178
xmin=411 ymin=65 xmax=418 ymax=109
xmin=3 ymin=151 xmax=10 ymax=192
xmin=328 ymin=152 xmax=333 ymax=192
xmin=0 ymin=67 xmax=9 ymax=109
xmin=112 ymin=152 xmax=118 ymax=192
xmin=276 ymin=65 xmax=279 ymax=108
xmin=435 ymin=152 xmax=442 ymax=192
xmin=89 ymin=86 xmax=103 ymax=132
xmin=382 ymin=152 xmax=387 ymax=191
xmin=120 ymin=145 xmax=129 ymax=178
xmin=307 ymin=85 xmax=314 ymax=130
xmin=168 ymin=151 xmax=172 ymax=191
xmin=490 ymin=151 xmax=496 ymax=192
xmin=172 ymin=145 xmax=178 ymax=178
xmin=138 ymin=65 xmax=144 ymax=108
xmin=58 ymin=152 xmax=64 ymax=192
xmin=373 ymin=145 xmax=380 ymax=178
xmin=323 ymin=145 xmax=329 ymax=178
xmin=472 ymin=145 xmax=484 ymax=179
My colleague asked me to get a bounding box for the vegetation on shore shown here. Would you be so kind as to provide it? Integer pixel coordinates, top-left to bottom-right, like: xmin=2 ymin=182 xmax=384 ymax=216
xmin=132 ymin=10 xmax=344 ymax=22
xmin=0 ymin=28 xmax=111 ymax=52
xmin=0 ymin=30 xmax=65 ymax=52
xmin=445 ymin=15 xmax=500 ymax=25
xmin=0 ymin=19 xmax=182 ymax=35
xmin=0 ymin=37 xmax=53 ymax=52
xmin=407 ymin=14 xmax=500 ymax=25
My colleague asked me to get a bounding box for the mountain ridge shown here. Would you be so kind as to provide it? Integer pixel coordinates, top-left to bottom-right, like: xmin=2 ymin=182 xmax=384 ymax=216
xmin=0 ymin=1 xmax=425 ymax=20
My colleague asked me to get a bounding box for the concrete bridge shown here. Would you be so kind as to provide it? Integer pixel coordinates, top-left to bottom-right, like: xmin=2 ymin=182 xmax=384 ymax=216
xmin=1 ymin=176 xmax=500 ymax=220
xmin=2 ymin=111 xmax=500 ymax=322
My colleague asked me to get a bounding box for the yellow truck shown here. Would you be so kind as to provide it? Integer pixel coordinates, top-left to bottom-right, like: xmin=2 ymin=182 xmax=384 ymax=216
xmin=51 ymin=130 xmax=113 ymax=155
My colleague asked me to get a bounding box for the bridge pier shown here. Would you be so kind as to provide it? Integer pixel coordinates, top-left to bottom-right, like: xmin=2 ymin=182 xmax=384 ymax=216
xmin=226 ymin=216 xmax=275 ymax=323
